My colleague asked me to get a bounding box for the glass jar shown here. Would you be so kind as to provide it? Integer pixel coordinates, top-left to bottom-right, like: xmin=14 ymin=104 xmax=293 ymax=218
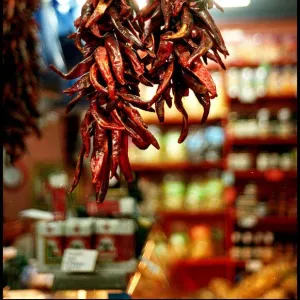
xmin=189 ymin=225 xmax=214 ymax=258
xmin=164 ymin=129 xmax=187 ymax=163
xmin=162 ymin=173 xmax=185 ymax=210
xmin=185 ymin=175 xmax=207 ymax=211
xmin=185 ymin=126 xmax=206 ymax=163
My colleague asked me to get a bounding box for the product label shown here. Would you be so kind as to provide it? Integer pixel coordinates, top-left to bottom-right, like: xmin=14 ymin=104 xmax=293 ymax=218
xmin=65 ymin=237 xmax=91 ymax=250
xmin=87 ymin=201 xmax=120 ymax=216
xmin=45 ymin=237 xmax=64 ymax=265
xmin=61 ymin=249 xmax=98 ymax=273
xmin=163 ymin=182 xmax=185 ymax=209
xmin=51 ymin=189 xmax=66 ymax=221
xmin=96 ymin=234 xmax=134 ymax=262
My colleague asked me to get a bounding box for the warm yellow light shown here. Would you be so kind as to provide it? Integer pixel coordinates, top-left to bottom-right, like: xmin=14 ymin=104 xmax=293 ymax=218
xmin=216 ymin=0 xmax=251 ymax=8
xmin=77 ymin=290 xmax=87 ymax=299
xmin=143 ymin=240 xmax=155 ymax=260
xmin=136 ymin=0 xmax=148 ymax=10
xmin=127 ymin=272 xmax=142 ymax=295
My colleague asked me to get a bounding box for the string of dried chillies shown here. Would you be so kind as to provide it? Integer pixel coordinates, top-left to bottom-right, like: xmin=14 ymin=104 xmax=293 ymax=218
xmin=3 ymin=0 xmax=41 ymax=162
xmin=50 ymin=0 xmax=228 ymax=202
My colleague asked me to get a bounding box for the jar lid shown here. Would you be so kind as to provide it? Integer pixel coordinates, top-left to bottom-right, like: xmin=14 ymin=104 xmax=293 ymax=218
xmin=278 ymin=108 xmax=291 ymax=121
xmin=242 ymin=231 xmax=253 ymax=245
xmin=119 ymin=197 xmax=135 ymax=215
xmin=48 ymin=173 xmax=68 ymax=188
xmin=231 ymin=231 xmax=241 ymax=244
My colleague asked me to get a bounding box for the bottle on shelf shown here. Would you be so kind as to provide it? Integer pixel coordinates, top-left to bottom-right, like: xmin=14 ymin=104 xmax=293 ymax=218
xmin=189 ymin=225 xmax=215 ymax=259
xmin=162 ymin=173 xmax=185 ymax=211
xmin=277 ymin=108 xmax=294 ymax=137
xmin=184 ymin=175 xmax=207 ymax=211
xmin=261 ymin=231 xmax=275 ymax=263
xmin=256 ymin=108 xmax=271 ymax=138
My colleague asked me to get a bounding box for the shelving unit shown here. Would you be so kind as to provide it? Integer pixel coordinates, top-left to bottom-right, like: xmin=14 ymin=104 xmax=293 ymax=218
xmin=130 ymin=20 xmax=297 ymax=289
xmin=233 ymin=170 xmax=297 ymax=180
xmin=228 ymin=136 xmax=297 ymax=146
xmin=131 ymin=161 xmax=225 ymax=172
xmin=46 ymin=19 xmax=296 ymax=293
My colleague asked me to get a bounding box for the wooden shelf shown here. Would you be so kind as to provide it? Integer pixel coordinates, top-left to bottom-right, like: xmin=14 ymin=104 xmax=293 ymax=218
xmin=170 ymin=256 xmax=248 ymax=268
xmin=229 ymin=95 xmax=297 ymax=104
xmin=233 ymin=169 xmax=297 ymax=180
xmin=158 ymin=209 xmax=227 ymax=220
xmin=257 ymin=215 xmax=297 ymax=227
xmin=173 ymin=257 xmax=232 ymax=267
xmin=142 ymin=117 xmax=225 ymax=126
xmin=228 ymin=136 xmax=297 ymax=146
xmin=131 ymin=161 xmax=225 ymax=172
xmin=206 ymin=59 xmax=297 ymax=71
xmin=236 ymin=215 xmax=297 ymax=232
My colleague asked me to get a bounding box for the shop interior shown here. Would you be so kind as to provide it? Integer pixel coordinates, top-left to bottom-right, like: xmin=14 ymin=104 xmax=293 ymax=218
xmin=3 ymin=0 xmax=297 ymax=298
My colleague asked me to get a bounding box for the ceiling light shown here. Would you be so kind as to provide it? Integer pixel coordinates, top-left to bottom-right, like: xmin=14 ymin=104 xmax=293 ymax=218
xmin=216 ymin=0 xmax=251 ymax=8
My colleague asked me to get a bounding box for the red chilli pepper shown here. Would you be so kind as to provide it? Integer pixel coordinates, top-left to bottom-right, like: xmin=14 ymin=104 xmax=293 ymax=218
xmin=148 ymin=60 xmax=174 ymax=106
xmin=90 ymin=97 xmax=124 ymax=131
xmin=162 ymin=5 xmax=192 ymax=40
xmin=65 ymin=90 xmax=85 ymax=114
xmin=149 ymin=38 xmax=174 ymax=74
xmin=189 ymin=58 xmax=217 ymax=98
xmin=69 ymin=144 xmax=86 ymax=193
xmin=80 ymin=110 xmax=94 ymax=157
xmin=187 ymin=30 xmax=213 ymax=66
xmin=89 ymin=63 xmax=108 ymax=94
xmin=94 ymin=128 xmax=111 ymax=203
xmin=174 ymin=43 xmax=190 ymax=67
xmin=172 ymin=0 xmax=188 ymax=17
xmin=173 ymin=83 xmax=189 ymax=143
xmin=111 ymin=129 xmax=121 ymax=178
xmin=94 ymin=46 xmax=116 ymax=101
xmin=85 ymin=0 xmax=113 ymax=28
xmin=121 ymin=43 xmax=145 ymax=77
xmin=155 ymin=97 xmax=165 ymax=123
xmin=49 ymin=54 xmax=94 ymax=80
xmin=119 ymin=132 xmax=134 ymax=182
xmin=63 ymin=73 xmax=91 ymax=96
xmin=104 ymin=33 xmax=125 ymax=85
xmin=109 ymin=6 xmax=145 ymax=49
xmin=195 ymin=92 xmax=211 ymax=124
xmin=161 ymin=0 xmax=171 ymax=29
xmin=90 ymin=124 xmax=108 ymax=183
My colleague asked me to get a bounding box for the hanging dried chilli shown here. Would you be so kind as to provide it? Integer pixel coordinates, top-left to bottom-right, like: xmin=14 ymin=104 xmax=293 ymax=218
xmin=50 ymin=0 xmax=228 ymax=202
xmin=3 ymin=0 xmax=41 ymax=162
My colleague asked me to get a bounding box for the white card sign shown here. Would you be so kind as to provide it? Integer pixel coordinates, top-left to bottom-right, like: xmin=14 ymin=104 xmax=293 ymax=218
xmin=61 ymin=249 xmax=98 ymax=273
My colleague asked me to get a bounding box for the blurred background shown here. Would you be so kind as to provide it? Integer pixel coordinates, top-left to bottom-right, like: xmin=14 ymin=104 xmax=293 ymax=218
xmin=3 ymin=0 xmax=297 ymax=299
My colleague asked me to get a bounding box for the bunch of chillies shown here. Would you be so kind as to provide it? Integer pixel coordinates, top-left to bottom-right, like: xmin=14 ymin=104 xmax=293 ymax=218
xmin=3 ymin=0 xmax=41 ymax=163
xmin=50 ymin=0 xmax=228 ymax=202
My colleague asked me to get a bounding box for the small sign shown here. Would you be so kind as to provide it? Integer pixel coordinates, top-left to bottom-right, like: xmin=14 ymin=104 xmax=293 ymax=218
xmin=61 ymin=249 xmax=98 ymax=273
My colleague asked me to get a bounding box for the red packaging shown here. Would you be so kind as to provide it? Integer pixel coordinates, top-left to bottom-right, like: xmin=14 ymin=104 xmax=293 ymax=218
xmin=95 ymin=219 xmax=136 ymax=262
xmin=47 ymin=173 xmax=68 ymax=221
xmin=87 ymin=197 xmax=135 ymax=217
xmin=36 ymin=221 xmax=65 ymax=266
xmin=65 ymin=218 xmax=93 ymax=249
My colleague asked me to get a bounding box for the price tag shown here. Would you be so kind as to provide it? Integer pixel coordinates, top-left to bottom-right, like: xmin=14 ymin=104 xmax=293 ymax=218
xmin=61 ymin=249 xmax=98 ymax=273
